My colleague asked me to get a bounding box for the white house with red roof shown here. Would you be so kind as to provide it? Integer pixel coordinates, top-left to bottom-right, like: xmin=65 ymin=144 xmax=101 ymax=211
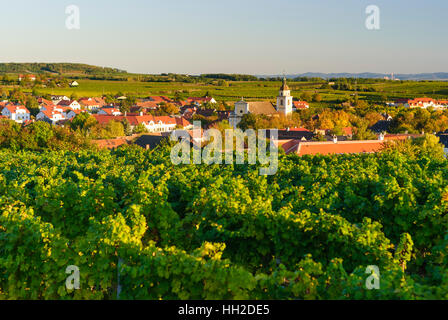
xmin=18 ymin=74 xmax=36 ymax=82
xmin=98 ymin=107 xmax=122 ymax=116
xmin=1 ymin=104 xmax=31 ymax=123
xmin=36 ymin=109 xmax=66 ymax=124
xmin=92 ymin=114 xmax=192 ymax=133
xmin=57 ymin=99 xmax=81 ymax=110
xmin=66 ymin=109 xmax=82 ymax=119
xmin=51 ymin=95 xmax=70 ymax=105
xmin=185 ymin=96 xmax=217 ymax=106
xmin=79 ymin=97 xmax=106 ymax=111
xmin=293 ymin=101 xmax=309 ymax=110
xmin=401 ymin=98 xmax=448 ymax=109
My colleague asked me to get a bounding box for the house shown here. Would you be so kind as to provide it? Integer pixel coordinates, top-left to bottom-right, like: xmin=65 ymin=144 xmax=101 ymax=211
xmin=37 ymin=97 xmax=54 ymax=108
xmin=229 ymin=99 xmax=278 ymax=128
xmin=406 ymin=98 xmax=436 ymax=109
xmin=398 ymin=98 xmax=448 ymax=110
xmin=98 ymin=107 xmax=122 ymax=116
xmin=266 ymin=127 xmax=315 ymax=141
xmin=342 ymin=127 xmax=353 ymax=138
xmin=92 ymin=114 xmax=192 ymax=133
xmin=69 ymin=81 xmax=79 ymax=87
xmin=137 ymin=115 xmax=192 ymax=133
xmin=185 ymin=96 xmax=217 ymax=106
xmin=275 ymin=138 xmax=386 ymax=156
xmin=51 ymin=95 xmax=70 ymax=105
xmin=1 ymin=104 xmax=31 ymax=123
xmin=66 ymin=109 xmax=87 ymax=119
xmin=79 ymin=97 xmax=106 ymax=110
xmin=130 ymin=101 xmax=160 ymax=113
xmin=436 ymin=133 xmax=448 ymax=155
xmin=133 ymin=134 xmax=169 ymax=150
xmin=293 ymin=101 xmax=310 ymax=110
xmin=195 ymin=109 xmax=217 ymax=117
xmin=36 ymin=109 xmax=66 ymax=124
xmin=180 ymin=106 xmax=198 ymax=119
xmin=148 ymin=96 xmax=173 ymax=103
xmin=57 ymin=99 xmax=81 ymax=110
xmin=370 ymin=120 xmax=393 ymax=133
xmin=18 ymin=74 xmax=36 ymax=82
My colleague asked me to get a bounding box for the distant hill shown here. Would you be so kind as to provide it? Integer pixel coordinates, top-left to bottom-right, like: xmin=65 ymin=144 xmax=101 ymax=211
xmin=0 ymin=63 xmax=127 ymax=75
xmin=264 ymin=72 xmax=448 ymax=81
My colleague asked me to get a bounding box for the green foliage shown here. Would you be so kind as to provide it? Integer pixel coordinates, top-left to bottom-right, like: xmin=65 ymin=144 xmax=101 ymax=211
xmin=0 ymin=119 xmax=92 ymax=152
xmin=0 ymin=143 xmax=448 ymax=299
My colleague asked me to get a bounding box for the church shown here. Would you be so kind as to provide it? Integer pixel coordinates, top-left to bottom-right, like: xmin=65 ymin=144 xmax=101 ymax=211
xmin=229 ymin=78 xmax=294 ymax=128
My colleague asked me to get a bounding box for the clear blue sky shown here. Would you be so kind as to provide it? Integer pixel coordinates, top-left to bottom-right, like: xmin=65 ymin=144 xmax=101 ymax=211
xmin=1 ymin=0 xmax=447 ymax=75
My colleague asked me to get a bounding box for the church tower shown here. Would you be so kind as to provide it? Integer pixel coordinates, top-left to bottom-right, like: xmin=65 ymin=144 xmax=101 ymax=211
xmin=276 ymin=77 xmax=293 ymax=115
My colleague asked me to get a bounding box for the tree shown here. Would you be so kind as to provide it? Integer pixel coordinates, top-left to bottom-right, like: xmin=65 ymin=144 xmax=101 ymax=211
xmin=302 ymin=92 xmax=312 ymax=102
xmin=238 ymin=113 xmax=258 ymax=130
xmin=133 ymin=123 xmax=148 ymax=134
xmin=413 ymin=134 xmax=445 ymax=160
xmin=353 ymin=122 xmax=377 ymax=140
xmin=28 ymin=121 xmax=54 ymax=147
xmin=70 ymin=92 xmax=79 ymax=101
xmin=121 ymin=119 xmax=132 ymax=136
xmin=159 ymin=103 xmax=179 ymax=115
xmin=312 ymin=93 xmax=322 ymax=103
xmin=71 ymin=112 xmax=97 ymax=134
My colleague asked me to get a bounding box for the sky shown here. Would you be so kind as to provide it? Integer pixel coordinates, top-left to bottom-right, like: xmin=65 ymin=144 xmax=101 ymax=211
xmin=0 ymin=0 xmax=447 ymax=75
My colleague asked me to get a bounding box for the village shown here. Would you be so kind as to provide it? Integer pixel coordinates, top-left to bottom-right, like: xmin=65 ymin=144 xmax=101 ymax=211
xmin=1 ymin=76 xmax=448 ymax=156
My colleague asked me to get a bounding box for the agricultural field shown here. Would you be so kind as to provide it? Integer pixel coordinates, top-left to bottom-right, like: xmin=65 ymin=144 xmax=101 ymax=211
xmin=7 ymin=78 xmax=448 ymax=104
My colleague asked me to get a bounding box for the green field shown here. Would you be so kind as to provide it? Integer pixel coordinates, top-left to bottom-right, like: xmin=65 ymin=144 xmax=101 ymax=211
xmin=6 ymin=78 xmax=448 ymax=105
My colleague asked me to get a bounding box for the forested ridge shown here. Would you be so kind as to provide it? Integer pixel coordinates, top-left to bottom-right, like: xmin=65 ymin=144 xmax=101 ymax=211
xmin=1 ymin=143 xmax=448 ymax=299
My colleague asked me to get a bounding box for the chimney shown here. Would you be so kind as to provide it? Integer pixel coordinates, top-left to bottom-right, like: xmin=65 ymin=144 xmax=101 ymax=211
xmin=124 ymin=111 xmax=127 ymax=116
xmin=379 ymin=132 xmax=385 ymax=141
xmin=333 ymin=135 xmax=338 ymax=144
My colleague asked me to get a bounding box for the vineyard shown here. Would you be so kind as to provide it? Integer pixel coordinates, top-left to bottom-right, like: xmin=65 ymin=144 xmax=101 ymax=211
xmin=1 ymin=143 xmax=448 ymax=299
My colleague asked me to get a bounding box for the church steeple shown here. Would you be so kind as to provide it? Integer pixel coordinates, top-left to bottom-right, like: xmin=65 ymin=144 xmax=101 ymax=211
xmin=280 ymin=77 xmax=289 ymax=91
xmin=277 ymin=77 xmax=293 ymax=115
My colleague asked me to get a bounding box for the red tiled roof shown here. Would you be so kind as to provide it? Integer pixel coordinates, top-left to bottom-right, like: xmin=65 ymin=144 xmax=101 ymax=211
xmin=92 ymin=114 xmax=190 ymax=127
xmin=37 ymin=98 xmax=54 ymax=106
xmin=285 ymin=127 xmax=311 ymax=132
xmin=100 ymin=107 xmax=121 ymax=115
xmin=342 ymin=127 xmax=353 ymax=136
xmin=297 ymin=140 xmax=384 ymax=156
xmin=175 ymin=117 xmax=191 ymax=127
xmin=149 ymin=96 xmax=173 ymax=103
xmin=186 ymin=97 xmax=214 ymax=104
xmin=276 ymin=140 xmax=385 ymax=156
xmin=57 ymin=100 xmax=77 ymax=106
xmin=293 ymin=101 xmax=309 ymax=109
xmin=136 ymin=101 xmax=159 ymax=109
xmin=92 ymin=138 xmax=129 ymax=150
xmin=3 ymin=104 xmax=30 ymax=114
xmin=79 ymin=97 xmax=106 ymax=107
